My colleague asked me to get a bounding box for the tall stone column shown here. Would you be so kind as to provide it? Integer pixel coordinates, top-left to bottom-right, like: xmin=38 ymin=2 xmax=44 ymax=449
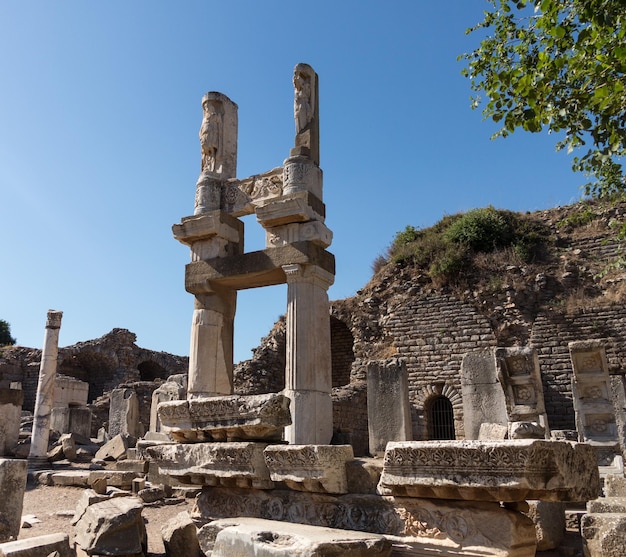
xmin=28 ymin=310 xmax=63 ymax=464
xmin=187 ymin=289 xmax=237 ymax=398
xmin=282 ymin=264 xmax=334 ymax=444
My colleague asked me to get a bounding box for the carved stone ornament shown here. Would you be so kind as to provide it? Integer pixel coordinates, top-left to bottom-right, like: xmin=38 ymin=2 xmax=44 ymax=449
xmin=157 ymin=393 xmax=291 ymax=442
xmin=193 ymin=488 xmax=536 ymax=555
xmin=264 ymin=445 xmax=354 ymax=494
xmin=143 ymin=442 xmax=274 ymax=489
xmin=378 ymin=440 xmax=600 ymax=503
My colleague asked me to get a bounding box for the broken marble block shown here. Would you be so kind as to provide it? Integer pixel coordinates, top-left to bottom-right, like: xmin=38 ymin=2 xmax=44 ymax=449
xmin=74 ymin=496 xmax=146 ymax=556
xmin=0 ymin=533 xmax=72 ymax=557
xmin=144 ymin=442 xmax=274 ymax=489
xmin=208 ymin=517 xmax=392 ymax=557
xmin=581 ymin=512 xmax=626 ymax=557
xmin=161 ymin=511 xmax=200 ymax=557
xmin=0 ymin=459 xmax=27 ymax=542
xmin=264 ymin=444 xmax=354 ymax=494
xmin=378 ymin=440 xmax=600 ymax=502
xmin=158 ymin=393 xmax=291 ymax=442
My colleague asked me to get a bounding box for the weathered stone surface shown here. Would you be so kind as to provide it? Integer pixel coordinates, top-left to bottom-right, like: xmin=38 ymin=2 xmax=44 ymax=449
xmin=0 ymin=533 xmax=72 ymax=557
xmin=95 ymin=433 xmax=133 ymax=461
xmin=366 ymin=359 xmax=411 ymax=457
xmin=524 ymin=500 xmax=565 ymax=551
xmin=264 ymin=444 xmax=353 ymax=494
xmin=604 ymin=473 xmax=626 ymax=497
xmin=193 ymin=487 xmax=536 ymax=555
xmin=587 ymin=496 xmax=626 ymax=513
xmin=209 ymin=517 xmax=391 ymax=557
xmin=50 ymin=470 xmax=90 ymax=487
xmin=378 ymin=440 xmax=600 ymax=502
xmin=158 ymin=393 xmax=291 ymax=442
xmin=161 ymin=511 xmax=200 ymax=557
xmin=149 ymin=375 xmax=187 ymax=433
xmin=581 ymin=512 xmax=626 ymax=556
xmin=89 ymin=470 xmax=139 ymax=490
xmin=478 ymin=423 xmax=508 ymax=441
xmin=0 ymin=388 xmax=22 ymax=456
xmin=74 ymin=496 xmax=146 ymax=556
xmin=109 ymin=388 xmax=141 ymax=439
xmin=54 ymin=375 xmax=89 ymax=407
xmin=0 ymin=459 xmax=27 ymax=542
xmin=461 ymin=351 xmax=508 ymax=440
xmin=144 ymin=442 xmax=273 ymax=489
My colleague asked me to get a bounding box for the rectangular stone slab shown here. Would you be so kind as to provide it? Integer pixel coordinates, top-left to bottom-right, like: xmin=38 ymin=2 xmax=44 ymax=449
xmin=158 ymin=393 xmax=291 ymax=442
xmin=0 ymin=459 xmax=27 ymax=542
xmin=144 ymin=442 xmax=274 ymax=489
xmin=0 ymin=533 xmax=72 ymax=557
xmin=209 ymin=517 xmax=392 ymax=557
xmin=378 ymin=440 xmax=600 ymax=502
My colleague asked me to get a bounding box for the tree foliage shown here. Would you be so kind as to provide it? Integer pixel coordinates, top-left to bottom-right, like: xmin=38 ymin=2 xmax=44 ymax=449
xmin=0 ymin=320 xmax=16 ymax=346
xmin=461 ymin=0 xmax=626 ymax=198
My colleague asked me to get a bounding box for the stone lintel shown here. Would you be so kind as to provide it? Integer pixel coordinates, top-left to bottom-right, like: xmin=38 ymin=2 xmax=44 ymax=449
xmin=184 ymin=242 xmax=335 ymax=293
xmin=158 ymin=393 xmax=291 ymax=443
xmin=256 ymin=191 xmax=325 ymax=229
xmin=173 ymin=211 xmax=243 ymax=246
xmin=209 ymin=517 xmax=391 ymax=557
xmin=378 ymin=440 xmax=600 ymax=503
xmin=264 ymin=445 xmax=354 ymax=494
xmin=143 ymin=442 xmax=274 ymax=490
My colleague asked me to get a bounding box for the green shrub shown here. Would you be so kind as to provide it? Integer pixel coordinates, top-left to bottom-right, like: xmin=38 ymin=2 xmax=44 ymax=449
xmin=444 ymin=207 xmax=514 ymax=253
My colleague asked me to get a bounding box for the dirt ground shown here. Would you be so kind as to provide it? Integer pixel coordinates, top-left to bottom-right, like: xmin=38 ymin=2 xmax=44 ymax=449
xmin=19 ymin=483 xmax=194 ymax=556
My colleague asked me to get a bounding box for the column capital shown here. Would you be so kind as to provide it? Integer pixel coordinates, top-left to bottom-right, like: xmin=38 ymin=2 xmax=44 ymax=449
xmin=281 ymin=264 xmax=334 ymax=289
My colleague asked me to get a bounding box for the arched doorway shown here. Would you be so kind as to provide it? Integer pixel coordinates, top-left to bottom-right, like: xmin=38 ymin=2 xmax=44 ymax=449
xmin=427 ymin=395 xmax=456 ymax=440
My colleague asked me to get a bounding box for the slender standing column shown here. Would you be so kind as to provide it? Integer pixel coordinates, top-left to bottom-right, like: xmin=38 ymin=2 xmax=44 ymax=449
xmin=187 ymin=289 xmax=237 ymax=398
xmin=28 ymin=310 xmax=63 ymax=463
xmin=282 ymin=264 xmax=334 ymax=444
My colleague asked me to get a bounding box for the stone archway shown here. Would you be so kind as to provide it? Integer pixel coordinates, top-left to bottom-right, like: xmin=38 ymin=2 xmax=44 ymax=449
xmin=414 ymin=383 xmax=464 ymax=440
xmin=137 ymin=360 xmax=168 ymax=382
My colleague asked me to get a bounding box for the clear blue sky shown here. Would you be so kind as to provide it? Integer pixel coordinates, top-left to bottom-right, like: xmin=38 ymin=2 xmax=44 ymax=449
xmin=1 ymin=1 xmax=583 ymax=362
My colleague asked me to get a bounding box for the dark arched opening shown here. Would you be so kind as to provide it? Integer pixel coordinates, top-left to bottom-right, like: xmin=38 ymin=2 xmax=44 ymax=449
xmin=330 ymin=316 xmax=355 ymax=387
xmin=138 ymin=360 xmax=168 ymax=382
xmin=427 ymin=395 xmax=456 ymax=440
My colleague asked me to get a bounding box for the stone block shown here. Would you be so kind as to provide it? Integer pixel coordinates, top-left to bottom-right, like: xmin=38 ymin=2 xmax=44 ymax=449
xmin=525 ymin=500 xmax=565 ymax=551
xmin=478 ymin=423 xmax=508 ymax=440
xmin=264 ymin=444 xmax=353 ymax=494
xmin=0 ymin=533 xmax=72 ymax=557
xmin=366 ymin=359 xmax=411 ymax=457
xmin=74 ymin=496 xmax=146 ymax=556
xmin=115 ymin=459 xmax=149 ymax=473
xmin=378 ymin=440 xmax=600 ymax=502
xmin=0 ymin=459 xmax=27 ymax=542
xmin=161 ymin=511 xmax=200 ymax=557
xmin=89 ymin=470 xmax=140 ymax=490
xmin=54 ymin=375 xmax=88 ymax=407
xmin=61 ymin=434 xmax=77 ymax=461
xmin=50 ymin=470 xmax=90 ymax=487
xmin=587 ymin=496 xmax=626 ymax=513
xmin=95 ymin=433 xmax=134 ymax=461
xmin=158 ymin=393 xmax=291 ymax=442
xmin=193 ymin=487 xmax=537 ymax=555
xmin=144 ymin=442 xmax=273 ymax=489
xmin=109 ymin=389 xmax=141 ymax=439
xmin=604 ymin=473 xmax=626 ymax=497
xmin=209 ymin=517 xmax=392 ymax=557
xmin=581 ymin=512 xmax=626 ymax=556
xmin=0 ymin=388 xmax=23 ymax=456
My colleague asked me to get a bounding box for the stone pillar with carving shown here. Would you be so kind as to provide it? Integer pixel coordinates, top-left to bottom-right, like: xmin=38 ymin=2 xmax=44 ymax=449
xmin=28 ymin=310 xmax=63 ymax=464
xmin=173 ymin=92 xmax=242 ymax=399
xmin=282 ymin=264 xmax=334 ymax=444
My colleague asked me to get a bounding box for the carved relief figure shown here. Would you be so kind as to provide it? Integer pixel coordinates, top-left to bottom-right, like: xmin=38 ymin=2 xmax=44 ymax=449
xmin=200 ymin=97 xmax=221 ymax=172
xmin=294 ymin=65 xmax=313 ymax=134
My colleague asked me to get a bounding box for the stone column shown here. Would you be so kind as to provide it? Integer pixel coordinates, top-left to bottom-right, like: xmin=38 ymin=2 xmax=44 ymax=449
xmin=282 ymin=264 xmax=334 ymax=444
xmin=28 ymin=310 xmax=63 ymax=464
xmin=187 ymin=289 xmax=237 ymax=398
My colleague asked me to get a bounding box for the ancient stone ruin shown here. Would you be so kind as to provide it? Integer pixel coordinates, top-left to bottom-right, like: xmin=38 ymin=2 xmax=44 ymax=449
xmin=0 ymin=63 xmax=625 ymax=557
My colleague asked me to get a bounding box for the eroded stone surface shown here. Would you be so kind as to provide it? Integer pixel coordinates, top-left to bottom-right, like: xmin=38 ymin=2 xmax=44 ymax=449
xmin=0 ymin=533 xmax=72 ymax=557
xmin=210 ymin=517 xmax=391 ymax=557
xmin=192 ymin=487 xmax=536 ymax=555
xmin=264 ymin=444 xmax=353 ymax=494
xmin=378 ymin=440 xmax=600 ymax=502
xmin=144 ymin=441 xmax=274 ymax=489
xmin=0 ymin=459 xmax=27 ymax=542
xmin=158 ymin=393 xmax=291 ymax=442
xmin=581 ymin=512 xmax=626 ymax=557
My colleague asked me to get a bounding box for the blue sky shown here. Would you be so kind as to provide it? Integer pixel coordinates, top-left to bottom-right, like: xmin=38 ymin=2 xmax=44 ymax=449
xmin=1 ymin=1 xmax=584 ymax=362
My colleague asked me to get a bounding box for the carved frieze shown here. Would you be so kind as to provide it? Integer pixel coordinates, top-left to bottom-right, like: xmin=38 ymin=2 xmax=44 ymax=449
xmin=143 ymin=442 xmax=274 ymax=489
xmin=378 ymin=440 xmax=600 ymax=503
xmin=157 ymin=393 xmax=291 ymax=442
xmin=264 ymin=445 xmax=354 ymax=494
xmin=193 ymin=488 xmax=536 ymax=555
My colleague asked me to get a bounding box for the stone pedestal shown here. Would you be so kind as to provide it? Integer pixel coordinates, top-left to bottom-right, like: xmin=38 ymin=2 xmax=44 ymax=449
xmin=283 ymin=264 xmax=334 ymax=445
xmin=0 ymin=387 xmax=23 ymax=456
xmin=28 ymin=310 xmax=63 ymax=464
xmin=109 ymin=388 xmax=141 ymax=439
xmin=50 ymin=406 xmax=92 ymax=438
